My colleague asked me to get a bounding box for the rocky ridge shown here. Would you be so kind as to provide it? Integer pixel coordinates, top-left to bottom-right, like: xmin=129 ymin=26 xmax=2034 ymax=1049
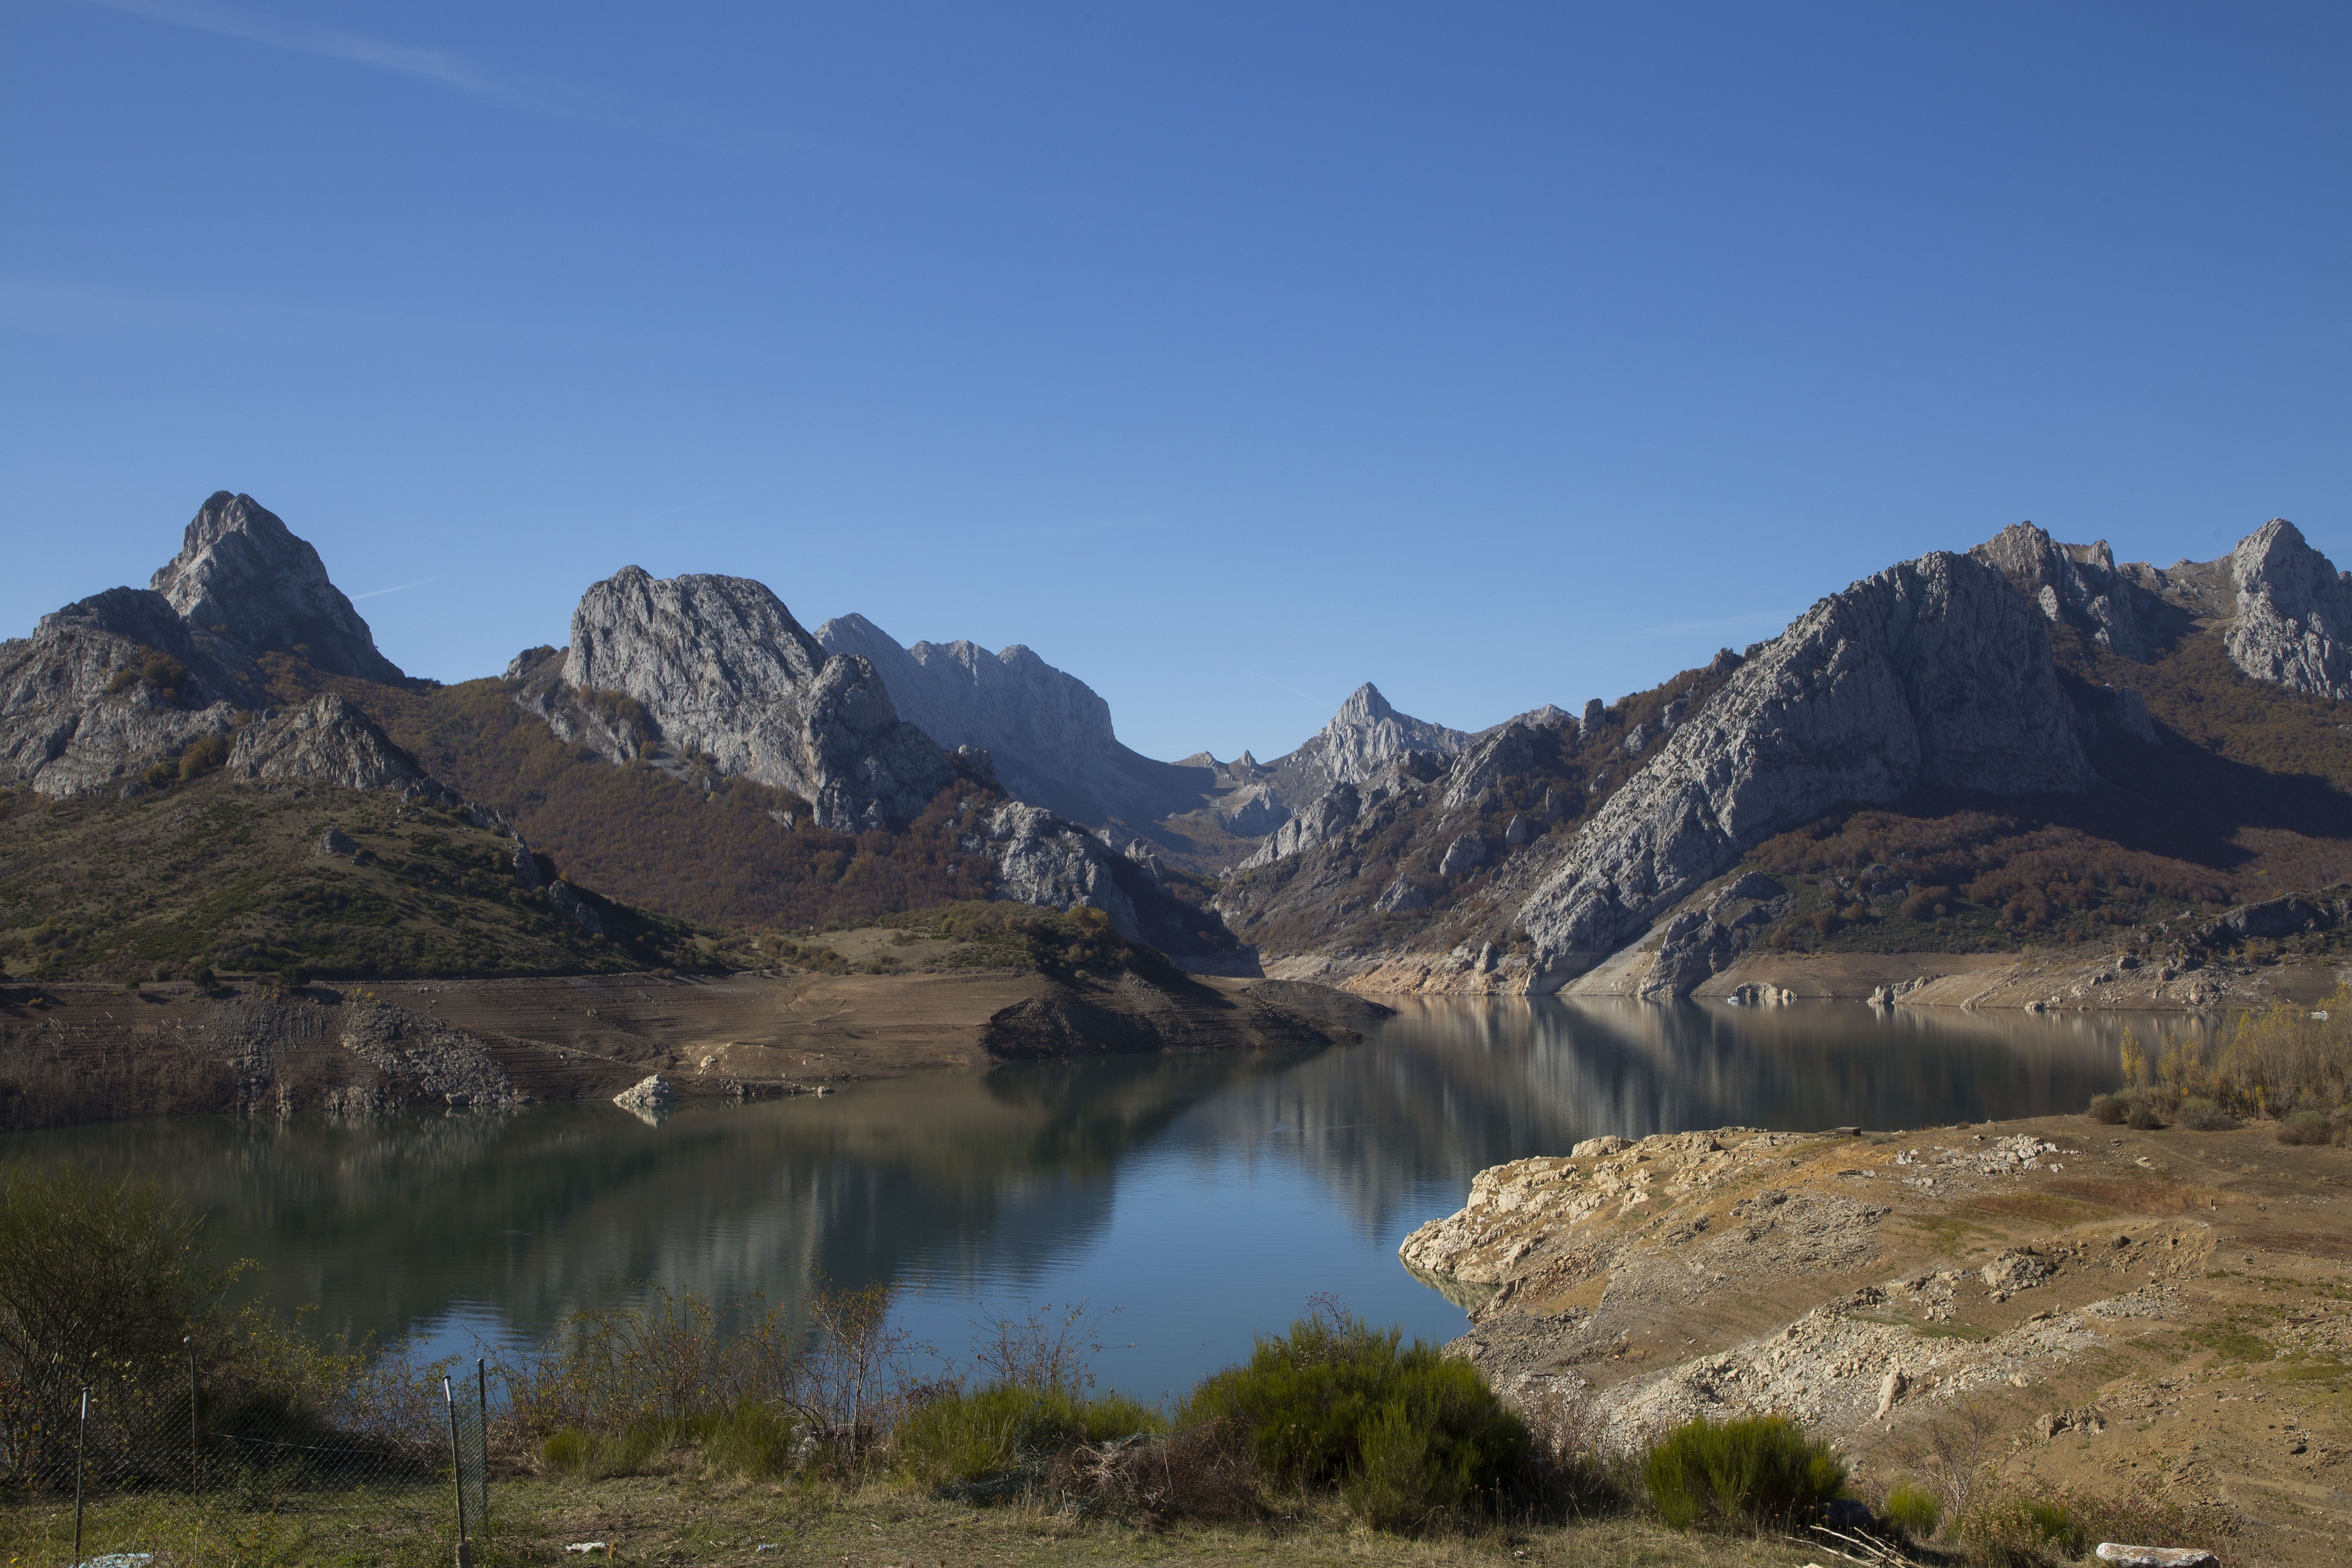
xmin=814 ymin=612 xmax=1207 ymax=827
xmin=564 ymin=568 xmax=965 ymax=832
xmin=150 ymin=492 xmax=404 ymax=683
xmin=1511 ymin=550 xmax=2093 ymax=985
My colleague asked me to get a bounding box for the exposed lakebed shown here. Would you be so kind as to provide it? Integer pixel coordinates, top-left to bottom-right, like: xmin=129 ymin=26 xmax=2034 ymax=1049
xmin=1 ymin=998 xmax=2190 ymax=1401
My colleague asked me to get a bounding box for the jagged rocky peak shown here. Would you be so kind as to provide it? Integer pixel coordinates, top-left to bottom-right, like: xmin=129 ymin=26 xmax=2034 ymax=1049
xmin=564 ymin=567 xmax=962 ymax=830
xmin=1272 ymin=683 xmax=1471 ymax=802
xmin=2223 ymin=518 xmax=2352 ymax=701
xmin=813 ymin=613 xmax=1204 ymax=826
xmin=1513 ymin=548 xmax=2092 ymax=984
xmin=1970 ymin=520 xmax=2150 ymax=659
xmin=229 ymin=693 xmax=447 ymax=797
xmin=150 ymin=492 xmax=403 ymax=682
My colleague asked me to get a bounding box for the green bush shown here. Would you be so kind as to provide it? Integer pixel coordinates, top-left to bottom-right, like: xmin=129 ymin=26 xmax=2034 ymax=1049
xmin=701 ymin=1398 xmax=800 ymax=1478
xmin=2279 ymin=1109 xmax=2334 ymax=1146
xmin=541 ymin=1427 xmax=591 ymax=1473
xmin=2176 ymin=1096 xmax=2236 ymax=1131
xmin=1642 ymin=1415 xmax=1847 ymax=1530
xmin=897 ymin=1383 xmax=1161 ymax=1487
xmin=2087 ymin=1093 xmax=2130 ymax=1124
xmin=1883 ymin=1479 xmax=1940 ymax=1540
xmin=2127 ymin=1099 xmax=2166 ymax=1130
xmin=1181 ymin=1309 xmax=1530 ymax=1532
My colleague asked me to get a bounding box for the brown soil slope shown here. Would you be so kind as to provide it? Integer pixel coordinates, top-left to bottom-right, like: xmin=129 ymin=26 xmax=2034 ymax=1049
xmin=1406 ymin=1115 xmax=2352 ymax=1565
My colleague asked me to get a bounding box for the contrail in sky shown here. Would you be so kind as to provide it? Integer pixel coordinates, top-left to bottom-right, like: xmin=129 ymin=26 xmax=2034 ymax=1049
xmin=352 ymin=578 xmax=437 ymax=601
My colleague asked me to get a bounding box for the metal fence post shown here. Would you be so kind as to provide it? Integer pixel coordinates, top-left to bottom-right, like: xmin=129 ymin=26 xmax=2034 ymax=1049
xmin=73 ymin=1385 xmax=89 ymax=1568
xmin=186 ymin=1334 xmax=199 ymax=1496
xmin=475 ymin=1356 xmax=490 ymax=1532
xmin=444 ymin=1376 xmax=471 ymax=1568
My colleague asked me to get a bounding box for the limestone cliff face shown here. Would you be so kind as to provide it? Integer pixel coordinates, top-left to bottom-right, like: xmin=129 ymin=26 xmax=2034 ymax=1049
xmin=1969 ymin=522 xmax=2155 ymax=659
xmin=150 ymin=493 xmax=403 ymax=682
xmin=1270 ymin=683 xmax=1470 ymax=806
xmin=814 ymin=613 xmax=1206 ymax=826
xmin=0 ymin=587 xmax=253 ymax=796
xmin=228 ymin=693 xmax=444 ymax=796
xmin=1514 ymin=551 xmax=2092 ymax=981
xmin=2222 ymin=519 xmax=2352 ymax=700
xmin=564 ymin=569 xmax=960 ymax=831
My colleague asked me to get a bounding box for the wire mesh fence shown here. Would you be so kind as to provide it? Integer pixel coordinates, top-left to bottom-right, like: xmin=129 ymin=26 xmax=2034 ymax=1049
xmin=1 ymin=1351 xmax=489 ymax=1568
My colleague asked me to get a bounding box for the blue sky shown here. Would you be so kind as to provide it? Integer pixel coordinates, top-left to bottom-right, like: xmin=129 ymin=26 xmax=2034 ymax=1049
xmin=3 ymin=3 xmax=2346 ymax=762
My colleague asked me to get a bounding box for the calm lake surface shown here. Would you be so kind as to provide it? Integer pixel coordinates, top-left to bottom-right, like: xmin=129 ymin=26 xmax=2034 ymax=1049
xmin=2 ymin=997 xmax=2199 ymax=1402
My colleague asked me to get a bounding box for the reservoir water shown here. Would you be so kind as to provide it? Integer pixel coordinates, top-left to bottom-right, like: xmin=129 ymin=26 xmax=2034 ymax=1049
xmin=0 ymin=997 xmax=2199 ymax=1402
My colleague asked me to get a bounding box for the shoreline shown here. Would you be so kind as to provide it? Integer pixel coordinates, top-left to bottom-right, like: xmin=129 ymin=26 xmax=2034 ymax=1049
xmin=0 ymin=967 xmax=1388 ymax=1132
xmin=1405 ymin=1113 xmax=2352 ymax=1567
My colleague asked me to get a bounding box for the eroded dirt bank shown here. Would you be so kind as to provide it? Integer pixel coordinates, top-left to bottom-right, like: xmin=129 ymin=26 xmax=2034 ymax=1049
xmin=0 ymin=968 xmax=1388 ymax=1130
xmin=1404 ymin=1115 xmax=2352 ymax=1566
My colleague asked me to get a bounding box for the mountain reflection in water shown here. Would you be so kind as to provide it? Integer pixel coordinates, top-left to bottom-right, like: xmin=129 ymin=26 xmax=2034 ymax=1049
xmin=1 ymin=998 xmax=2173 ymax=1399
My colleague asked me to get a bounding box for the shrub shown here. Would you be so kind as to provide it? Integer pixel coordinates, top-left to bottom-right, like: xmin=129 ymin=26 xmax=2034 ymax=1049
xmin=1181 ymin=1307 xmax=1531 ymax=1532
xmin=2176 ymin=1096 xmax=2236 ymax=1131
xmin=2278 ymin=1110 xmax=2334 ymax=1146
xmin=896 ymin=1384 xmax=1161 ymax=1488
xmin=2086 ymin=1093 xmax=2130 ymax=1124
xmin=2127 ymin=1100 xmax=2166 ymax=1130
xmin=1642 ymin=1414 xmax=1847 ymax=1530
xmin=1961 ymin=1494 xmax=2082 ymax=1566
xmin=701 ymin=1398 xmax=799 ymax=1479
xmin=178 ymin=733 xmax=230 ymax=781
xmin=541 ymin=1426 xmax=591 ymax=1473
xmin=1883 ymin=1479 xmax=1941 ymax=1540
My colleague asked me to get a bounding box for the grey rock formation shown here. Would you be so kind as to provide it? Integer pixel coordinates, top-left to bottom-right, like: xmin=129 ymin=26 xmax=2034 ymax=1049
xmin=1438 ymin=832 xmax=1489 ymax=879
xmin=0 ymin=586 xmax=252 ymax=796
xmin=2100 ymin=686 xmax=2158 ymax=745
xmin=1373 ymin=875 xmax=1432 ymax=913
xmin=1580 ymin=698 xmax=1605 ymax=735
xmin=1269 ymin=684 xmax=1472 ymax=807
xmin=1442 ymin=721 xmax=1546 ymax=812
xmin=1638 ymin=875 xmax=1794 ymax=999
xmin=150 ymin=493 xmax=403 ymax=681
xmin=1516 ymin=551 xmax=2092 ymax=981
xmin=1971 ymin=521 xmax=2152 ymax=659
xmin=315 ymin=827 xmax=358 ymax=858
xmin=815 ymin=613 xmax=1207 ymax=825
xmin=564 ymin=568 xmax=960 ymax=830
xmin=546 ymin=881 xmax=606 ymax=935
xmin=974 ymin=802 xmax=1142 ymax=941
xmin=228 ymin=694 xmax=442 ymax=795
xmin=511 ymin=841 xmax=544 ymax=890
xmin=2222 ymin=519 xmax=2352 ymax=700
xmin=1238 ymin=783 xmax=1361 ymax=870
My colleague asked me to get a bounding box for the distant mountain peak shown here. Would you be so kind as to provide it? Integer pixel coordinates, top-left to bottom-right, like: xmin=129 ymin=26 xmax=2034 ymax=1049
xmin=150 ymin=491 xmax=402 ymax=682
xmin=1332 ymin=682 xmax=1396 ymax=726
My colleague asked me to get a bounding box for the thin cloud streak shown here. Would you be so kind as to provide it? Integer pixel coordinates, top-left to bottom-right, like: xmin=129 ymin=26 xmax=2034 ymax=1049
xmin=1248 ymin=671 xmax=1326 ymax=707
xmin=83 ymin=0 xmax=539 ymax=107
xmin=351 ymin=578 xmax=438 ymax=601
xmin=77 ymin=0 xmax=907 ymax=175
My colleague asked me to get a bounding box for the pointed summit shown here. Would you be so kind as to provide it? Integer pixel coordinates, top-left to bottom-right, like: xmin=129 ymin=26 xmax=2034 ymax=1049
xmin=1332 ymin=682 xmax=1397 ymax=727
xmin=150 ymin=492 xmax=403 ymax=681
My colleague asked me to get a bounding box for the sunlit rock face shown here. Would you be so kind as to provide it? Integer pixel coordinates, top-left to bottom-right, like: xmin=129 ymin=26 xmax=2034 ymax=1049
xmin=1514 ymin=550 xmax=2092 ymax=982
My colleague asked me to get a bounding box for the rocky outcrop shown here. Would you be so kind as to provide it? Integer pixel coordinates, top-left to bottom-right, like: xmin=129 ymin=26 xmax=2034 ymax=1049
xmin=1238 ymin=782 xmax=1361 ymax=870
xmin=564 ymin=568 xmax=963 ymax=830
xmin=974 ymin=803 xmax=1144 ymax=940
xmin=1267 ymin=683 xmax=1471 ymax=808
xmin=2222 ymin=518 xmax=2352 ymax=700
xmin=1972 ymin=522 xmax=2155 ymax=659
xmin=227 ymin=694 xmax=444 ymax=795
xmin=815 ymin=613 xmax=1207 ymax=826
xmin=1638 ymin=872 xmax=1792 ymax=1000
xmin=1514 ymin=551 xmax=2092 ymax=984
xmin=0 ymin=587 xmax=255 ymax=797
xmin=150 ymin=492 xmax=403 ymax=682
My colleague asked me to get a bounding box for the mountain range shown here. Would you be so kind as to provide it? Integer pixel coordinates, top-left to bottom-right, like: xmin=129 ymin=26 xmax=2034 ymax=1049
xmin=9 ymin=490 xmax=2352 ymax=1000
